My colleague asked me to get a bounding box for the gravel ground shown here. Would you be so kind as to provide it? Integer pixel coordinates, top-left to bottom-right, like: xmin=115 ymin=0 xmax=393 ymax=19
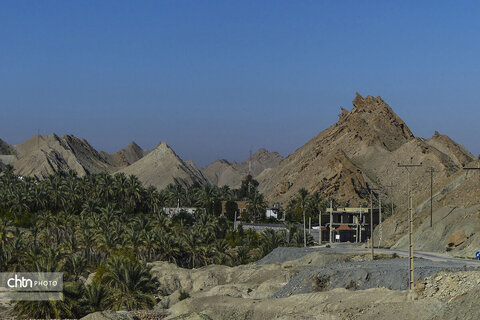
xmin=256 ymin=247 xmax=320 ymax=265
xmin=271 ymin=257 xmax=474 ymax=298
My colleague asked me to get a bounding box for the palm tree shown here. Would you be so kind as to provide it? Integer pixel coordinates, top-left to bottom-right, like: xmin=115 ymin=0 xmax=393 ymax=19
xmin=260 ymin=229 xmax=285 ymax=256
xmin=102 ymin=256 xmax=158 ymax=311
xmin=181 ymin=231 xmax=201 ymax=268
xmin=246 ymin=191 xmax=267 ymax=222
xmin=64 ymin=254 xmax=87 ymax=281
xmin=81 ymin=281 xmax=109 ymax=314
xmin=125 ymin=175 xmax=143 ymax=213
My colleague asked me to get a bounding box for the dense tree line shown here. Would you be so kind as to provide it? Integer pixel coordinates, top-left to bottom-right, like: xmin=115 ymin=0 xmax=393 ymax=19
xmin=0 ymin=167 xmax=309 ymax=318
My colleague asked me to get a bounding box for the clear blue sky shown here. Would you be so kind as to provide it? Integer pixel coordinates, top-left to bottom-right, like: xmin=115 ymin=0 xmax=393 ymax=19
xmin=1 ymin=1 xmax=479 ymax=166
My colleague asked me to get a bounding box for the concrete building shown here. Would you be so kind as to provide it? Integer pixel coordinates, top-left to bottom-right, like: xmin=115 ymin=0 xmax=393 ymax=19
xmin=321 ymin=207 xmax=380 ymax=243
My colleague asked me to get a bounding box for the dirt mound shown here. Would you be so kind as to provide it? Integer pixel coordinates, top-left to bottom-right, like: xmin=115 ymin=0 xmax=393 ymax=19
xmin=272 ymin=257 xmax=472 ymax=298
xmin=201 ymin=148 xmax=283 ymax=187
xmin=118 ymin=141 xmax=208 ymax=190
xmin=256 ymin=247 xmax=319 ymax=265
xmin=167 ymin=288 xmax=438 ymax=320
xmin=81 ymin=310 xmax=168 ymax=320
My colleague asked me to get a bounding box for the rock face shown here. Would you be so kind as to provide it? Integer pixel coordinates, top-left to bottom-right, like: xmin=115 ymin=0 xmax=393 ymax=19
xmin=258 ymin=93 xmax=474 ymax=206
xmin=7 ymin=135 xmax=206 ymax=192
xmin=102 ymin=141 xmax=147 ymax=168
xmin=118 ymin=142 xmax=208 ymax=190
xmin=202 ymin=148 xmax=283 ymax=187
xmin=446 ymin=229 xmax=467 ymax=249
xmin=13 ymin=134 xmax=113 ymax=178
xmin=201 ymin=159 xmax=243 ymax=187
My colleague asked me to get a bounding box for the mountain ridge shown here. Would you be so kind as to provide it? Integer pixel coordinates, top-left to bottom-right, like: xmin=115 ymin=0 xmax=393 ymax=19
xmin=258 ymin=93 xmax=474 ymax=207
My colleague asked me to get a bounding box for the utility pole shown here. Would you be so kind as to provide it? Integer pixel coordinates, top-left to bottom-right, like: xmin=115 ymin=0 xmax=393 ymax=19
xmin=378 ymin=197 xmax=382 ymax=249
xmin=369 ymin=188 xmax=379 ymax=260
xmin=234 ymin=209 xmax=238 ymax=231
xmin=384 ymin=184 xmax=395 ymax=218
xmin=303 ymin=206 xmax=307 ymax=248
xmin=426 ymin=167 xmax=439 ymax=228
xmin=329 ymin=199 xmax=333 ymax=243
xmin=319 ymin=210 xmax=322 ymax=244
xmin=370 ymin=191 xmax=374 ymax=259
xmin=379 ymin=197 xmax=382 ymax=225
xmin=359 ymin=204 xmax=362 ymax=243
xmin=398 ymin=158 xmax=423 ymax=290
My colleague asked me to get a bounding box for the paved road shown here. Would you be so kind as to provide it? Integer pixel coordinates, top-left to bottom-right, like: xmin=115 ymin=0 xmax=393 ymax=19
xmin=328 ymin=243 xmax=480 ymax=266
xmin=239 ymin=223 xmax=480 ymax=266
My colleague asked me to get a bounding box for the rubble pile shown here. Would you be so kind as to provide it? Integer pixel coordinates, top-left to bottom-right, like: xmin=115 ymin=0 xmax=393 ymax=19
xmin=422 ymin=271 xmax=480 ymax=301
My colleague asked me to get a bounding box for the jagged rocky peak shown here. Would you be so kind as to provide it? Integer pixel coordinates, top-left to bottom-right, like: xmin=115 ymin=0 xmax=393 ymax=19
xmin=153 ymin=141 xmax=177 ymax=155
xmin=337 ymin=92 xmax=415 ymax=151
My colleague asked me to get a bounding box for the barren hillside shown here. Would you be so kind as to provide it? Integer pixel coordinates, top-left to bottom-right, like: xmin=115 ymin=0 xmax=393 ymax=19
xmin=202 ymin=148 xmax=283 ymax=187
xmin=102 ymin=141 xmax=147 ymax=168
xmin=258 ymin=93 xmax=474 ymax=208
xmin=13 ymin=134 xmax=113 ymax=177
xmin=118 ymin=141 xmax=208 ymax=189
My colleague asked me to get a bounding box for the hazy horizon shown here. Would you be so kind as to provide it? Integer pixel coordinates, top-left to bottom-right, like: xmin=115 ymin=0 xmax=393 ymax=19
xmin=2 ymin=1 xmax=480 ymax=166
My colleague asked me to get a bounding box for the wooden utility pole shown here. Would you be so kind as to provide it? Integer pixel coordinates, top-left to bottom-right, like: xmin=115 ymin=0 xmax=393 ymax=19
xmin=370 ymin=191 xmax=374 ymax=260
xmin=359 ymin=204 xmax=362 ymax=243
xmin=398 ymin=158 xmax=423 ymax=290
xmin=319 ymin=211 xmax=322 ymax=243
xmin=378 ymin=197 xmax=382 ymax=249
xmin=384 ymin=184 xmax=395 ymax=217
xmin=426 ymin=167 xmax=439 ymax=228
xmin=369 ymin=188 xmax=379 ymax=260
xmin=329 ymin=200 xmax=333 ymax=243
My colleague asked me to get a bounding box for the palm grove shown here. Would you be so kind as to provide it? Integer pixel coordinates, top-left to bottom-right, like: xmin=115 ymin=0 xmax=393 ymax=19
xmin=0 ymin=165 xmax=323 ymax=319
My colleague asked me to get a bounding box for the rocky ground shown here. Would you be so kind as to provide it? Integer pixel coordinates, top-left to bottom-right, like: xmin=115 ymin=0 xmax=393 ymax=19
xmin=80 ymin=246 xmax=480 ymax=320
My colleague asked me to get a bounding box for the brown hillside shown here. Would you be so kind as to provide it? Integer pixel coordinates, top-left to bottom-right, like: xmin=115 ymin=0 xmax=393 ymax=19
xmin=258 ymin=93 xmax=474 ymax=207
xmin=118 ymin=141 xmax=208 ymax=190
xmin=201 ymin=159 xmax=244 ymax=187
xmin=202 ymin=148 xmax=283 ymax=187
xmin=14 ymin=134 xmax=113 ymax=177
xmin=102 ymin=141 xmax=146 ymax=167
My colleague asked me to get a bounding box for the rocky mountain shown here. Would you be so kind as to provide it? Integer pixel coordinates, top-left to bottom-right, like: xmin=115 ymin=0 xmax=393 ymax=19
xmin=258 ymin=93 xmax=474 ymax=207
xmin=202 ymin=148 xmax=283 ymax=187
xmin=118 ymin=141 xmax=208 ymax=190
xmin=4 ymin=134 xmax=209 ymax=190
xmin=13 ymin=134 xmax=113 ymax=178
xmin=102 ymin=141 xmax=148 ymax=168
xmin=201 ymin=159 xmax=244 ymax=187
